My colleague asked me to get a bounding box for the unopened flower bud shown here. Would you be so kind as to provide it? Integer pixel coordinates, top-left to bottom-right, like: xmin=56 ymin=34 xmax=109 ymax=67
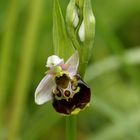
xmin=78 ymin=20 xmax=85 ymax=42
xmin=73 ymin=8 xmax=79 ymax=28
xmin=83 ymin=0 xmax=95 ymax=42
xmin=75 ymin=0 xmax=84 ymax=9
xmin=66 ymin=0 xmax=79 ymax=28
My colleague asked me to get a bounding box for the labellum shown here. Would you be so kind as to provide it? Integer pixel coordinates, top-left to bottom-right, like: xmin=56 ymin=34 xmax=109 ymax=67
xmin=53 ymin=74 xmax=91 ymax=115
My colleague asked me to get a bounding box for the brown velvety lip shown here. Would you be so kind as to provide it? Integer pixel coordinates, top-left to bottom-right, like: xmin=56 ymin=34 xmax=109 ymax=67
xmin=52 ymin=78 xmax=91 ymax=115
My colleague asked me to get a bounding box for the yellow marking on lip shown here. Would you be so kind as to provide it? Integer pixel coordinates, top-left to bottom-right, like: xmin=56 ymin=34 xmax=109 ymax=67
xmin=71 ymin=108 xmax=81 ymax=115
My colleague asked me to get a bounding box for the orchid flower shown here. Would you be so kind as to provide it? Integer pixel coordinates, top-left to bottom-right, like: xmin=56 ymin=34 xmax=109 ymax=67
xmin=35 ymin=51 xmax=91 ymax=115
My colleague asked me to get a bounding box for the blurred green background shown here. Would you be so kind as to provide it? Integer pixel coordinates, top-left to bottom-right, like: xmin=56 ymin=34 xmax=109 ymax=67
xmin=0 ymin=0 xmax=140 ymax=140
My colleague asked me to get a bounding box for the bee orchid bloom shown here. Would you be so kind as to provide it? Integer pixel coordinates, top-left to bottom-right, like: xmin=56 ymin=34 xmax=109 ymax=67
xmin=35 ymin=51 xmax=91 ymax=115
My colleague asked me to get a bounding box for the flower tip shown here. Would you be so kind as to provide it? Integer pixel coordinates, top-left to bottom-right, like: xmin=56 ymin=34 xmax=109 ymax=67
xmin=89 ymin=14 xmax=95 ymax=24
xmin=73 ymin=9 xmax=79 ymax=28
xmin=78 ymin=21 xmax=85 ymax=42
xmin=35 ymin=92 xmax=52 ymax=105
xmin=34 ymin=92 xmax=45 ymax=105
xmin=35 ymin=94 xmax=43 ymax=105
xmin=46 ymin=55 xmax=64 ymax=68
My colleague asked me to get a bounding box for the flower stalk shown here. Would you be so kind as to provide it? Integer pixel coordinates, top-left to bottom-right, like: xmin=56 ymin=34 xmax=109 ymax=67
xmin=66 ymin=116 xmax=77 ymax=140
xmin=35 ymin=0 xmax=95 ymax=140
xmin=53 ymin=1 xmax=78 ymax=139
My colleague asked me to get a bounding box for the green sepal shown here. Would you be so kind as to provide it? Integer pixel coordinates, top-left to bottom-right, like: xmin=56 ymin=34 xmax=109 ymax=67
xmin=75 ymin=0 xmax=84 ymax=9
xmin=83 ymin=0 xmax=95 ymax=57
xmin=53 ymin=0 xmax=74 ymax=61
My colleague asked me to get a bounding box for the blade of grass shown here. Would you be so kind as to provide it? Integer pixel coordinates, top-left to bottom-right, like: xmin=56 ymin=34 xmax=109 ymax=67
xmin=91 ymin=97 xmax=122 ymax=122
xmin=88 ymin=109 xmax=140 ymax=140
xmin=7 ymin=0 xmax=44 ymax=140
xmin=85 ymin=47 xmax=140 ymax=82
xmin=23 ymin=105 xmax=61 ymax=140
xmin=0 ymin=0 xmax=18 ymax=128
xmin=97 ymin=21 xmax=140 ymax=90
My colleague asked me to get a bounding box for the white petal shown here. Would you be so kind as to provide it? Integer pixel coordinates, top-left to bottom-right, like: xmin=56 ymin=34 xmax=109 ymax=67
xmin=65 ymin=51 xmax=79 ymax=77
xmin=35 ymin=74 xmax=55 ymax=105
xmin=46 ymin=55 xmax=64 ymax=68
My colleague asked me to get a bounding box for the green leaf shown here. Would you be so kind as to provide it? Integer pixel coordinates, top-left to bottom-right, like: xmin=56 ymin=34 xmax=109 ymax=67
xmin=53 ymin=0 xmax=74 ymax=61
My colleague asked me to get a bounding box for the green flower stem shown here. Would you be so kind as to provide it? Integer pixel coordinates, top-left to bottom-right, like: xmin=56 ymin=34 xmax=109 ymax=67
xmin=7 ymin=0 xmax=43 ymax=140
xmin=66 ymin=116 xmax=77 ymax=140
xmin=53 ymin=0 xmax=77 ymax=139
xmin=53 ymin=0 xmax=94 ymax=139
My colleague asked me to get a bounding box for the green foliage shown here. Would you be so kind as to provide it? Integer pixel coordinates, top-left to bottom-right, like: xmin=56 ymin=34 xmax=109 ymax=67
xmin=0 ymin=0 xmax=140 ymax=140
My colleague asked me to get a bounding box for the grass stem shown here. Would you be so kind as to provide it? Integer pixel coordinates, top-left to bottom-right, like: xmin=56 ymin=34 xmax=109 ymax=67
xmin=7 ymin=0 xmax=43 ymax=139
xmin=0 ymin=0 xmax=18 ymax=128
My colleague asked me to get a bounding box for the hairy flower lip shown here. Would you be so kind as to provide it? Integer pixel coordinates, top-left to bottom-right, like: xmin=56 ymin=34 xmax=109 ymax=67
xmin=52 ymin=77 xmax=91 ymax=115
